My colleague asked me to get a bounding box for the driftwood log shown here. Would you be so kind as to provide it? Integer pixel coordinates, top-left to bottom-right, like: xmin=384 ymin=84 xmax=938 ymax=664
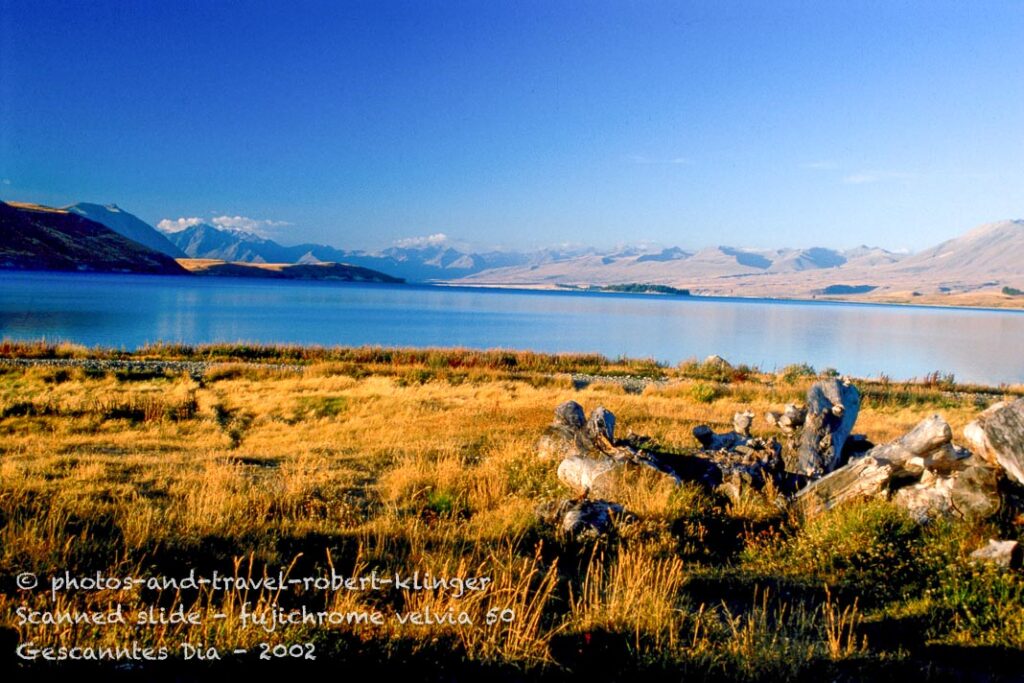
xmin=556 ymin=456 xmax=620 ymax=498
xmin=538 ymin=384 xmax=1024 ymax=531
xmin=795 ymin=456 xmax=896 ymax=514
xmin=963 ymin=398 xmax=1024 ymax=486
xmin=948 ymin=465 xmax=1003 ymax=522
xmin=693 ymin=424 xmax=749 ymax=451
xmin=540 ymin=402 xmax=780 ymax=507
xmin=862 ymin=414 xmax=971 ymax=475
xmin=796 ymin=414 xmax=1002 ymax=522
xmin=765 ymin=403 xmax=807 ymax=435
xmin=888 ymin=467 xmax=1002 ymax=524
xmin=536 ymin=402 xmax=702 ymax=536
xmin=733 ymin=411 xmax=755 ymax=437
xmin=540 ymin=402 xmax=683 ymax=499
xmin=537 ymin=401 xmax=588 ymax=460
xmin=796 ymin=379 xmax=861 ymax=477
xmin=691 ymin=418 xmax=787 ymax=503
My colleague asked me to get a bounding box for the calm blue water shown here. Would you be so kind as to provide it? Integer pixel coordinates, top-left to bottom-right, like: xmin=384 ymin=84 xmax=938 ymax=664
xmin=1 ymin=270 xmax=1022 ymax=385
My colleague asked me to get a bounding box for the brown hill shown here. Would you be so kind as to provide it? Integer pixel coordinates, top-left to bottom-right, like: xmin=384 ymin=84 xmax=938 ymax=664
xmin=891 ymin=220 xmax=1024 ymax=278
xmin=0 ymin=201 xmax=187 ymax=275
xmin=178 ymin=258 xmax=404 ymax=283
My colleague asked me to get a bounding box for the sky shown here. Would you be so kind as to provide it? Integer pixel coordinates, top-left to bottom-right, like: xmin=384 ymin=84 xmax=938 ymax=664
xmin=2 ymin=0 xmax=1023 ymax=252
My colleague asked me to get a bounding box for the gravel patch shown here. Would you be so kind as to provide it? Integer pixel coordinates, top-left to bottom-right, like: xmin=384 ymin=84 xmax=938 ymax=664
xmin=1 ymin=357 xmax=668 ymax=391
xmin=570 ymin=373 xmax=668 ymax=394
xmin=0 ymin=357 xmax=303 ymax=379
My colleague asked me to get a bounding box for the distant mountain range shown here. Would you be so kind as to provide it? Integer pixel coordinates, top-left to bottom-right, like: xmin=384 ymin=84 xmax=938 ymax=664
xmin=157 ymin=215 xmax=1023 ymax=306
xmin=153 ymin=216 xmax=909 ymax=280
xmin=450 ymin=243 xmax=908 ymax=288
xmin=3 ymin=197 xmax=1021 ymax=307
xmin=160 ymin=221 xmax=564 ymax=281
xmin=157 ymin=221 xmax=910 ymax=283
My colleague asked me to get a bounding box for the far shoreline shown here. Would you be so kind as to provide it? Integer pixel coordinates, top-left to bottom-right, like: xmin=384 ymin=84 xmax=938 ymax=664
xmin=4 ymin=266 xmax=1024 ymax=315
xmin=426 ymin=279 xmax=1024 ymax=314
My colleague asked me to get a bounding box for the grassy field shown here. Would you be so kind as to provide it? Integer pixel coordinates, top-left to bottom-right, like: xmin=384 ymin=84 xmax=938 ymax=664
xmin=1 ymin=343 xmax=1023 ymax=681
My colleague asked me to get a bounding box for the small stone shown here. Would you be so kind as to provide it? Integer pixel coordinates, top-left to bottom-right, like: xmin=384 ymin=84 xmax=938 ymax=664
xmin=969 ymin=539 xmax=1022 ymax=569
xmin=562 ymin=500 xmax=625 ymax=538
xmin=704 ymin=355 xmax=731 ymax=369
xmin=536 ymin=499 xmax=626 ymax=539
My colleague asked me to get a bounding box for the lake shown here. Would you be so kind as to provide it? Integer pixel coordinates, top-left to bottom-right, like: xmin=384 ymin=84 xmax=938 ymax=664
xmin=1 ymin=270 xmax=1022 ymax=385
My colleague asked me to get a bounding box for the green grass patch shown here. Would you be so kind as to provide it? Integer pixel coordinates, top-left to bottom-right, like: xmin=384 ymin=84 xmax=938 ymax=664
xmin=690 ymin=382 xmax=720 ymax=404
xmin=297 ymin=395 xmax=349 ymax=419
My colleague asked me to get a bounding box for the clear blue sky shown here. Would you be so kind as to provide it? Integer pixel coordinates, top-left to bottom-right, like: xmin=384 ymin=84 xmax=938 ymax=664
xmin=2 ymin=0 xmax=1022 ymax=252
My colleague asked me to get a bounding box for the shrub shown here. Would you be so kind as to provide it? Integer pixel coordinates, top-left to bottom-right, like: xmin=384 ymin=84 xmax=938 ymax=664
xmin=297 ymin=395 xmax=348 ymax=419
xmin=781 ymin=363 xmax=816 ymax=383
xmin=679 ymin=358 xmax=733 ymax=383
xmin=690 ymin=382 xmax=719 ymax=404
xmin=929 ymin=562 xmax=1024 ymax=647
xmin=396 ymin=368 xmax=434 ymax=386
xmin=425 ymin=489 xmax=458 ymax=516
xmin=304 ymin=362 xmax=369 ymax=379
xmin=742 ymin=501 xmax=926 ymax=603
xmin=921 ymin=370 xmax=957 ymax=390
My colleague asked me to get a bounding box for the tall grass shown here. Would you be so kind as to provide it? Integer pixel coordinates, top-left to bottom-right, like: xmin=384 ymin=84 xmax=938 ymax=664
xmin=0 ymin=355 xmax=1021 ymax=678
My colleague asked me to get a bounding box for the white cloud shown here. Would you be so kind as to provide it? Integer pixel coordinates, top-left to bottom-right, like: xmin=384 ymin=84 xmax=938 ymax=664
xmin=394 ymin=233 xmax=449 ymax=248
xmin=157 ymin=213 xmax=291 ymax=237
xmin=628 ymin=154 xmax=692 ymax=165
xmin=211 ymin=214 xmax=291 ymax=236
xmin=1 ymin=178 xmax=11 ymax=185
xmin=842 ymin=170 xmax=915 ymax=185
xmin=156 ymin=217 xmax=204 ymax=232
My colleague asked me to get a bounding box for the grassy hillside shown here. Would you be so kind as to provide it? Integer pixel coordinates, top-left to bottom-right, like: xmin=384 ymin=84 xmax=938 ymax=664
xmin=0 ymin=202 xmax=187 ymax=275
xmin=177 ymin=258 xmax=405 ymax=283
xmin=1 ymin=345 xmax=1022 ymax=680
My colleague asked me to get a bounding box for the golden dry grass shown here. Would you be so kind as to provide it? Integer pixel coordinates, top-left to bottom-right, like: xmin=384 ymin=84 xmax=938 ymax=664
xmin=0 ymin=352 xmax=1021 ymax=679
